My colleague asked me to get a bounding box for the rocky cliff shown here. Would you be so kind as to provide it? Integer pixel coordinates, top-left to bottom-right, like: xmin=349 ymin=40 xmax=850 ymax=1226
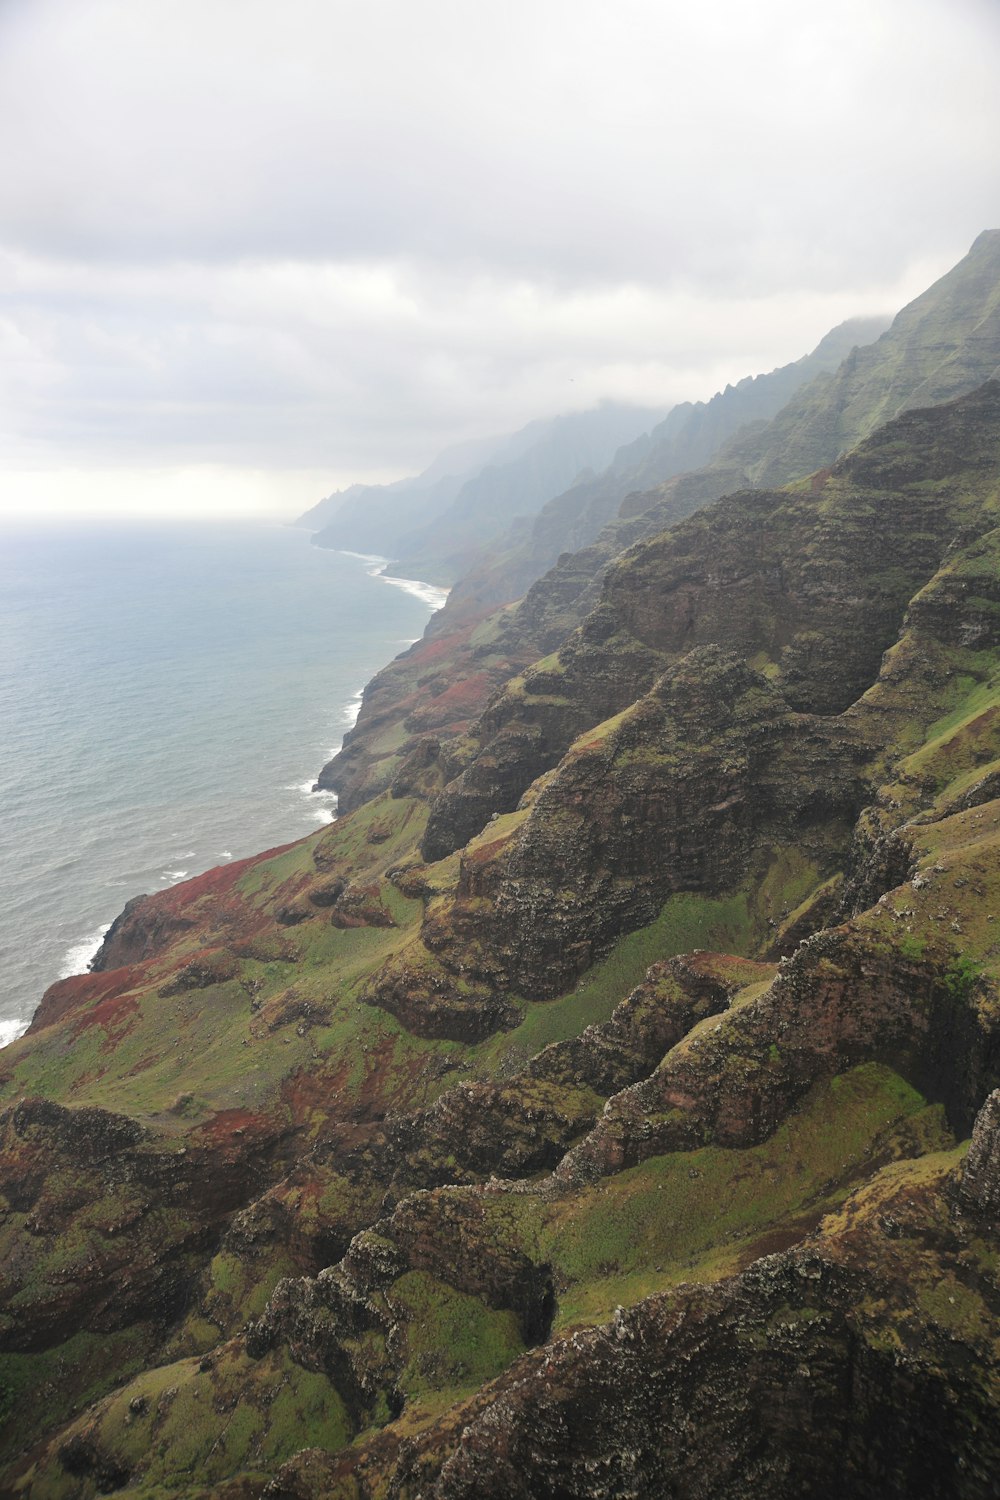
xmin=318 ymin=234 xmax=1000 ymax=820
xmin=308 ymin=402 xmax=663 ymax=586
xmin=4 ymin=248 xmax=1000 ymax=1498
xmin=441 ymin=315 xmax=889 ymax=618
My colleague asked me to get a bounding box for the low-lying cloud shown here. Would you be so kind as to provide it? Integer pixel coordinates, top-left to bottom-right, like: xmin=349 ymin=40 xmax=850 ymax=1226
xmin=1 ymin=0 xmax=998 ymax=512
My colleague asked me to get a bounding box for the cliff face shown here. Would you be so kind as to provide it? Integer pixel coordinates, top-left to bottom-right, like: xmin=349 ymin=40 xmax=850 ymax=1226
xmin=320 ymin=235 xmax=1000 ymax=821
xmin=419 ymin=382 xmax=1000 ymax=867
xmin=309 ymin=402 xmax=663 ymax=586
xmin=442 ymin=315 xmax=889 ymax=617
xmin=5 ymin=254 xmax=1000 ymax=1498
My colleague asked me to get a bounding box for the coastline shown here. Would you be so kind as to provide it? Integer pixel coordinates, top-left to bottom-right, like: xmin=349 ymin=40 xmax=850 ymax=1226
xmin=335 ymin=547 xmax=451 ymax=613
xmin=0 ymin=531 xmax=448 ymax=1047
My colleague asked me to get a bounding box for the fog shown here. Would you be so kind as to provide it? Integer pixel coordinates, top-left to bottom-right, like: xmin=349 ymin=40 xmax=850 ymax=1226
xmin=1 ymin=0 xmax=998 ymax=516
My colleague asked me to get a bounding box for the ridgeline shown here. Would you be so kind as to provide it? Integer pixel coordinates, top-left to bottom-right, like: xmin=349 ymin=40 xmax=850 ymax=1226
xmin=4 ymin=235 xmax=1000 ymax=1498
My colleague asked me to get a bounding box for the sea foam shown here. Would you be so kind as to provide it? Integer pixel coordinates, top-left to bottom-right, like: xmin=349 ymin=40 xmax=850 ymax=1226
xmin=377 ymin=573 xmax=450 ymax=611
xmin=0 ymin=526 xmax=445 ymax=1038
xmin=59 ymin=921 xmax=112 ymax=979
xmin=331 ymin=549 xmax=449 ymax=613
xmin=286 ymin=778 xmax=338 ymax=825
xmin=341 ymin=691 xmax=365 ymax=727
xmin=0 ymin=1017 xmax=29 ymax=1050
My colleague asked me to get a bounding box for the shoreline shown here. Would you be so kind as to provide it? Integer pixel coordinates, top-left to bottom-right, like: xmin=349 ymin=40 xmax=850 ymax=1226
xmin=333 ymin=546 xmax=451 ymax=612
xmin=0 ymin=543 xmax=448 ymax=1047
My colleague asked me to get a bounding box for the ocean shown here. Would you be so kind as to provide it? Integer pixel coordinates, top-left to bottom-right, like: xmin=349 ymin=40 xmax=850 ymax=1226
xmin=0 ymin=521 xmax=445 ymax=1044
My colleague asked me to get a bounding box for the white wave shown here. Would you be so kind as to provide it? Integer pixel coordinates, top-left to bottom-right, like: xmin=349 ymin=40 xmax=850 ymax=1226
xmin=0 ymin=1017 xmax=29 ymax=1050
xmin=0 ymin=1018 xmax=29 ymax=1047
xmin=338 ymin=546 xmax=449 ymax=612
xmin=162 ymin=869 xmax=189 ymax=883
xmin=378 ymin=573 xmax=450 ymax=610
xmin=341 ymin=691 xmax=364 ymax=727
xmin=287 ymin=772 xmax=338 ymax=826
xmin=336 ymin=548 xmax=389 ymax=565
xmin=309 ymin=788 xmax=338 ymax=819
xmin=59 ymin=921 xmax=112 ymax=979
xmin=219 ymin=850 xmax=233 ymax=860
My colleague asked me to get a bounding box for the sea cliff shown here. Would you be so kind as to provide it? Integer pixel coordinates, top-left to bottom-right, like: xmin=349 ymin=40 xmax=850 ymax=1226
xmin=3 ymin=238 xmax=1000 ymax=1497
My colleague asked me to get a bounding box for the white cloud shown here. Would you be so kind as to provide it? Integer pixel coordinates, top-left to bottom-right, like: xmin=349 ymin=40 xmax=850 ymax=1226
xmin=0 ymin=0 xmax=997 ymax=514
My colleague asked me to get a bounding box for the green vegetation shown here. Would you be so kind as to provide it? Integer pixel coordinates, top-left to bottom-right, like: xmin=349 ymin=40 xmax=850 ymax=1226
xmin=391 ymin=1272 xmax=525 ymax=1399
xmin=382 ymin=1065 xmax=950 ymax=1346
xmin=12 ymin=1346 xmax=352 ymax=1498
xmin=943 ymin=954 xmax=983 ymax=1004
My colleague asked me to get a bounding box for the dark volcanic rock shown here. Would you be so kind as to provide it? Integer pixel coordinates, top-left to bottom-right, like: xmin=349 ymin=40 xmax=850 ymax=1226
xmin=958 ymin=1088 xmax=1000 ymax=1216
xmin=421 ymin=382 xmax=1000 ymax=865
xmin=423 ymin=648 xmax=867 ymax=1002
xmin=562 ymin=914 xmax=1000 ymax=1184
xmin=421 ymin=1245 xmax=1000 ymax=1500
xmin=91 ymin=892 xmax=195 ymax=970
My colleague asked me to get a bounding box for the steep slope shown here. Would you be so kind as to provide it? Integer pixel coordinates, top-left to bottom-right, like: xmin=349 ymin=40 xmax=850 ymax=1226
xmin=320 ymin=236 xmax=1000 ymax=818
xmin=505 ymin=231 xmax=1000 ymax=664
xmin=629 ymin=228 xmax=1000 ymax=518
xmin=5 ymin=371 xmax=1000 ymax=1495
xmin=445 ymin=315 xmax=888 ymax=617
xmin=417 ymin=381 xmax=1000 ymax=868
xmin=294 ymin=430 xmax=510 ymax=548
xmin=311 ymin=401 xmax=663 ymax=585
xmin=11 ymin=744 xmax=1000 ymax=1495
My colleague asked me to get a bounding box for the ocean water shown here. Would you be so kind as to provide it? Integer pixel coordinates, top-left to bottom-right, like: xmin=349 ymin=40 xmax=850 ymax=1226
xmin=0 ymin=521 xmax=446 ymax=1044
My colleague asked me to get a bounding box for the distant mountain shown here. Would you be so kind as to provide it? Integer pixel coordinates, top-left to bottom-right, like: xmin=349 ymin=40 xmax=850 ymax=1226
xmin=452 ymin=230 xmax=1000 ymax=634
xmin=321 ymin=233 xmax=1000 ymax=819
xmin=635 ymin=228 xmax=1000 ymax=516
xmin=445 ymin=315 xmax=889 ymax=616
xmin=507 ymin=230 xmax=1000 ymax=656
xmin=293 ymin=429 xmax=515 ymax=554
xmin=13 ymin=371 xmax=1000 ymax=1495
xmin=300 ymin=402 xmax=664 ymax=581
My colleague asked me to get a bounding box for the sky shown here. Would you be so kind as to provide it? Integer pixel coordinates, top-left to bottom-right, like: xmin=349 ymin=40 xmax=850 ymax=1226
xmin=1 ymin=0 xmax=999 ymax=520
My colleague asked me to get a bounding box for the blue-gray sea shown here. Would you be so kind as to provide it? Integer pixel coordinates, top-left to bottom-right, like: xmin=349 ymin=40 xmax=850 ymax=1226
xmin=0 ymin=521 xmax=445 ymax=1044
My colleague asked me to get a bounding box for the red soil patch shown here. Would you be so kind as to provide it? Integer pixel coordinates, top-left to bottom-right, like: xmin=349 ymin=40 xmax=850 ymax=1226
xmin=408 ymin=672 xmax=495 ymax=731
xmin=126 ymin=1052 xmax=162 ymax=1078
xmin=681 ymin=952 xmax=775 ymax=985
xmin=279 ymin=1040 xmax=427 ymax=1131
xmin=30 ymin=966 xmax=150 ymax=1031
xmin=71 ymin=990 xmax=140 ymax=1047
xmin=194 ymin=1107 xmax=265 ymax=1144
xmin=151 ymin=842 xmax=301 ymax=911
xmin=282 ymin=1062 xmax=347 ymax=1127
xmin=462 ymin=835 xmax=508 ymax=867
xmin=410 ymin=625 xmax=478 ymax=667
xmin=96 ymin=840 xmax=317 ymax=976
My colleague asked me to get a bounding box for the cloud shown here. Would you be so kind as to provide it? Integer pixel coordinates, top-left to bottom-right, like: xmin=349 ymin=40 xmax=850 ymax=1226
xmin=0 ymin=249 xmax=944 ymax=477
xmin=0 ymin=0 xmax=998 ymax=510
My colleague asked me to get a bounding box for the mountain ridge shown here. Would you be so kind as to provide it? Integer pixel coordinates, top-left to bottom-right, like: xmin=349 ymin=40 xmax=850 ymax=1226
xmin=443 ymin=314 xmax=889 ymax=617
xmin=304 ymin=400 xmax=665 ymax=584
xmin=4 ymin=243 xmax=1000 ymax=1496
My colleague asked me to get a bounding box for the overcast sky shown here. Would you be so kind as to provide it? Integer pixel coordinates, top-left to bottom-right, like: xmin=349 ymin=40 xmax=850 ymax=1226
xmin=1 ymin=0 xmax=998 ymax=519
